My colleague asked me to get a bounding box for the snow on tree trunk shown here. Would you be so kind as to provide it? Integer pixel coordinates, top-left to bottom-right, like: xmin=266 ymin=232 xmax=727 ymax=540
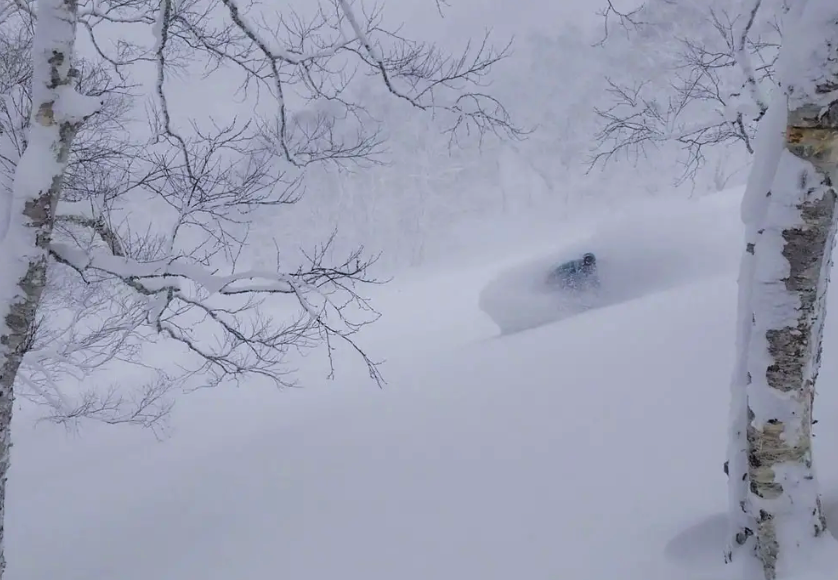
xmin=745 ymin=144 xmax=834 ymax=579
xmin=730 ymin=2 xmax=838 ymax=578
xmin=0 ymin=0 xmax=96 ymax=576
xmin=727 ymin=75 xmax=788 ymax=566
xmin=728 ymin=183 xmax=763 ymax=563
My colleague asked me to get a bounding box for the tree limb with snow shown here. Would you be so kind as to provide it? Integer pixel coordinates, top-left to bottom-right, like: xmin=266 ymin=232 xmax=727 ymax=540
xmin=0 ymin=0 xmax=520 ymax=420
xmin=0 ymin=0 xmax=519 ymax=576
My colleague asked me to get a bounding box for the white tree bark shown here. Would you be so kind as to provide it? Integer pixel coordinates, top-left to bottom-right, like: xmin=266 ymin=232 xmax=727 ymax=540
xmin=0 ymin=0 xmax=94 ymax=576
xmin=727 ymin=70 xmax=788 ymax=567
xmin=729 ymin=2 xmax=838 ymax=578
xmin=727 ymin=181 xmax=763 ymax=562
xmin=745 ymin=145 xmax=834 ymax=579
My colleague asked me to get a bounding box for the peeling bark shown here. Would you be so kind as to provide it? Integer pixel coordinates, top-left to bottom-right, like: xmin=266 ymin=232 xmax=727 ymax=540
xmin=727 ymin=88 xmax=786 ymax=567
xmin=0 ymin=0 xmax=86 ymax=576
xmin=744 ymin=106 xmax=837 ymax=580
xmin=728 ymin=3 xmax=838 ymax=577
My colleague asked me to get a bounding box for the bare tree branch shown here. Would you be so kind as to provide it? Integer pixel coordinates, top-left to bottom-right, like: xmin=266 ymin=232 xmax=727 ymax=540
xmin=0 ymin=0 xmax=517 ymax=428
xmin=589 ymin=0 xmax=779 ymax=184
xmin=594 ymin=0 xmax=646 ymax=47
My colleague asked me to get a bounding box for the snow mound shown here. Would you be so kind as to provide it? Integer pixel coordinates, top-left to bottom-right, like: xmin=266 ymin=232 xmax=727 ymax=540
xmin=665 ymin=499 xmax=838 ymax=580
xmin=479 ymin=191 xmax=744 ymax=334
xmin=664 ymin=512 xmax=728 ymax=572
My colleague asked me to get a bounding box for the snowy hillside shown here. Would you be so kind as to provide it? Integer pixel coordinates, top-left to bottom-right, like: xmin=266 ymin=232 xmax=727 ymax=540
xmin=11 ymin=188 xmax=838 ymax=580
xmin=3 ymin=0 xmax=838 ymax=577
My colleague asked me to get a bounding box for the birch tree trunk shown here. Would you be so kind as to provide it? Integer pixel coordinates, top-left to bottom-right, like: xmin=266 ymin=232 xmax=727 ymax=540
xmin=727 ymin=75 xmax=788 ymax=567
xmin=745 ymin=144 xmax=834 ymax=580
xmin=731 ymin=2 xmax=838 ymax=578
xmin=0 ymin=0 xmax=93 ymax=576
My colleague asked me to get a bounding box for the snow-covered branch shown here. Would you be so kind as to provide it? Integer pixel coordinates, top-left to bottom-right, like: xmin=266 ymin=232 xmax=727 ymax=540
xmin=0 ymin=0 xmax=515 ymax=436
xmin=48 ymin=225 xmax=385 ymax=391
xmin=0 ymin=1 xmax=517 ymax=575
xmin=733 ymin=0 xmax=769 ymax=115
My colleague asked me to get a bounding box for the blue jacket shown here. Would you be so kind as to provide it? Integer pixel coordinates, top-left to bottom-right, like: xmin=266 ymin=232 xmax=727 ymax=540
xmin=549 ymin=257 xmax=598 ymax=288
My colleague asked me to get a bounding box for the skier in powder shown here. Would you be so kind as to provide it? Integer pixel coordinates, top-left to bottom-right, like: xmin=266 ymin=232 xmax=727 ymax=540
xmin=547 ymin=252 xmax=600 ymax=292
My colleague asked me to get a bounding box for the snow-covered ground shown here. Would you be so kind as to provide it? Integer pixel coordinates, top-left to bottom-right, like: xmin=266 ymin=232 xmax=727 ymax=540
xmin=9 ymin=187 xmax=838 ymax=579
xmin=479 ymin=192 xmax=744 ymax=333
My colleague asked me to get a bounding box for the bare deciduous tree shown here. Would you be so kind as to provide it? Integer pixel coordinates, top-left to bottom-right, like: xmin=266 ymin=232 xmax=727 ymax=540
xmin=589 ymin=0 xmax=780 ymax=184
xmin=0 ymin=0 xmax=520 ymax=576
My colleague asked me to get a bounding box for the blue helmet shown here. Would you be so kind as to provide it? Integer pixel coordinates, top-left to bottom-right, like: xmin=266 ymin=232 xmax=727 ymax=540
xmin=582 ymin=253 xmax=596 ymax=266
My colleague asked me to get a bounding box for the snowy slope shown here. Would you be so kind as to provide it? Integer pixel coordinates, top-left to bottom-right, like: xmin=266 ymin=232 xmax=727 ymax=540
xmin=479 ymin=192 xmax=744 ymax=333
xmin=8 ymin=188 xmax=838 ymax=580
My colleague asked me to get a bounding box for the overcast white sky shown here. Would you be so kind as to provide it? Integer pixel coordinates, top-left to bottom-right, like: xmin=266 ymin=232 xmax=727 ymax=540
xmin=392 ymin=0 xmax=610 ymax=44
